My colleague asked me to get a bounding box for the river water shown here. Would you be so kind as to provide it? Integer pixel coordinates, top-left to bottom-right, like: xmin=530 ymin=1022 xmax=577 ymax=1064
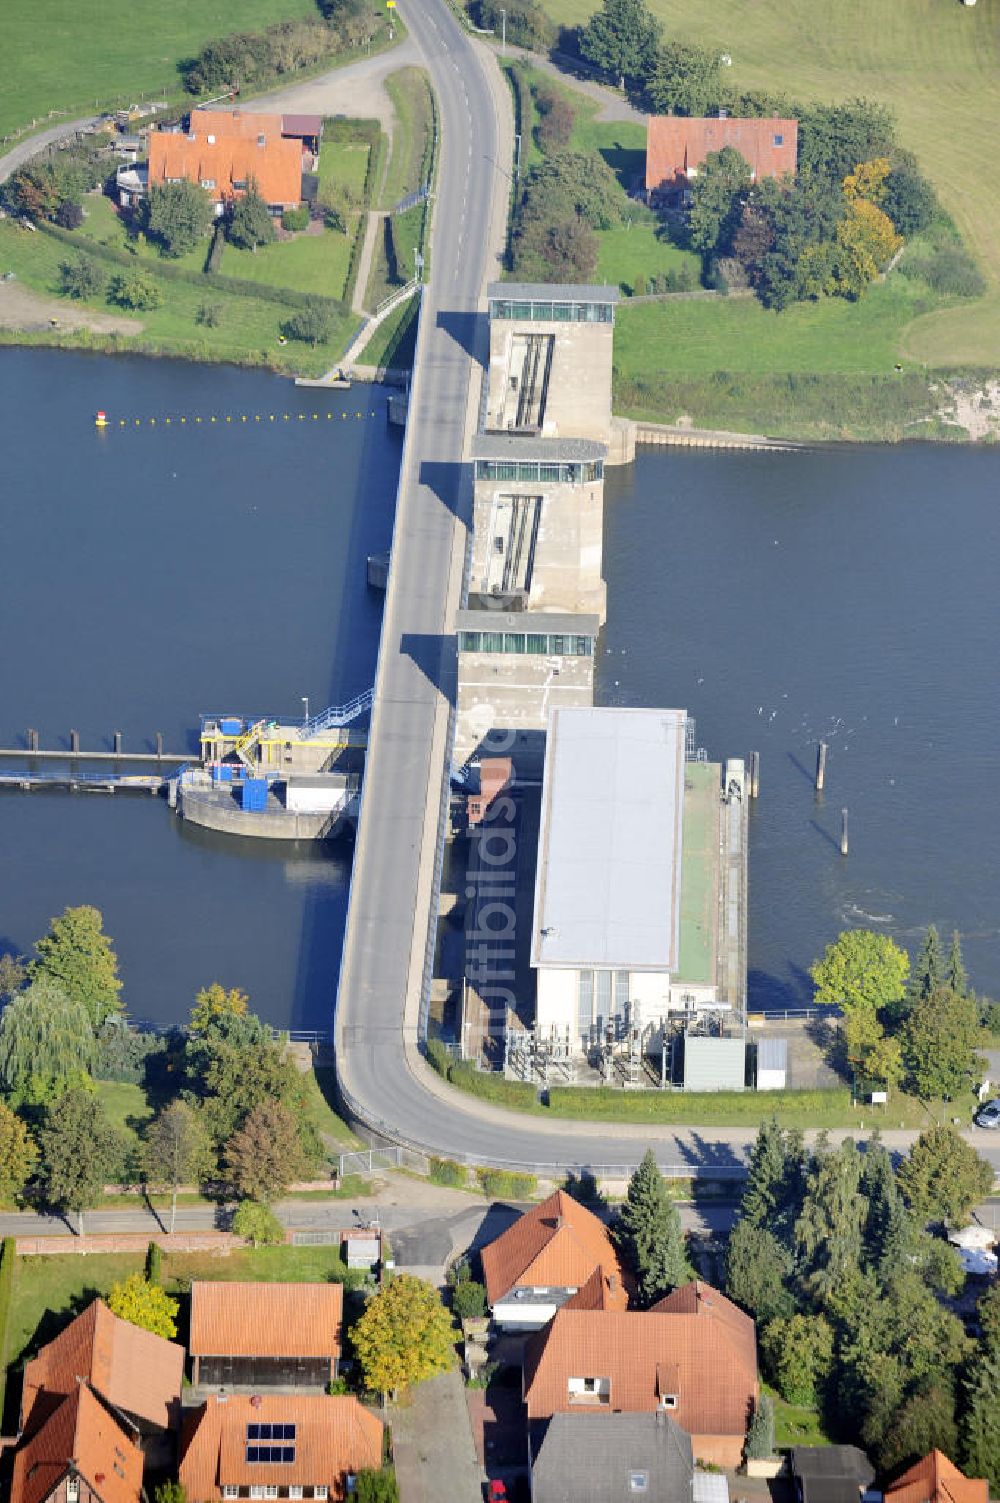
xmin=598 ymin=445 xmax=1000 ymax=1009
xmin=0 ymin=349 xmax=401 ymax=1030
xmin=3 ymin=351 xmax=999 ymax=1024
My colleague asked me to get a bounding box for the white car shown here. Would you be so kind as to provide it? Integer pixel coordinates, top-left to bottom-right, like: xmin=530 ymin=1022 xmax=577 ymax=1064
xmin=973 ymin=1097 xmax=1000 ymax=1129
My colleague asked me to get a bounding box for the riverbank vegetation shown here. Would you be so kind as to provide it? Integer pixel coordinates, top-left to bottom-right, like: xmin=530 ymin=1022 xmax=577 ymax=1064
xmin=0 ymin=907 xmax=356 ymax=1234
xmin=365 ymin=69 xmax=437 ymax=308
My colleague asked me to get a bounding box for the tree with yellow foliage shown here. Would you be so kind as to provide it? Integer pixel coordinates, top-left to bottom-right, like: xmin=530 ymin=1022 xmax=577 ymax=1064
xmin=353 ymin=1274 xmax=455 ymax=1403
xmin=835 ymin=199 xmax=902 ymax=298
xmin=108 ymin=1273 xmax=179 ymax=1340
xmin=189 ymin=982 xmax=249 ymax=1035
xmin=843 ymin=157 xmax=892 ymax=205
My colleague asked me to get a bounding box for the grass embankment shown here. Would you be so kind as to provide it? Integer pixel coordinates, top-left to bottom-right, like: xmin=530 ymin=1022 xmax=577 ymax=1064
xmin=545 ymin=0 xmax=1000 ymax=369
xmin=1 ymin=0 xmax=317 ymax=139
xmin=365 ymin=68 xmax=435 ymax=308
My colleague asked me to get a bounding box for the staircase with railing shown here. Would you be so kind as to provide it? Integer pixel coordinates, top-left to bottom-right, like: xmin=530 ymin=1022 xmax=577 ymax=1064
xmin=233 ymin=719 xmax=267 ymax=772
xmin=301 ymin=689 xmax=374 ymax=738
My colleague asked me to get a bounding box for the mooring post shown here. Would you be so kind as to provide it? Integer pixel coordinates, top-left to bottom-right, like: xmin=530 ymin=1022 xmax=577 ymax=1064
xmin=155 ymin=731 xmax=163 ymax=758
xmin=840 ymin=807 xmax=849 ymax=856
xmin=27 ymin=728 xmax=38 ymax=753
xmin=749 ymin=750 xmax=760 ymax=799
xmin=69 ymin=729 xmax=79 ymax=755
xmin=815 ymin=741 xmax=828 ymax=791
xmin=113 ymin=730 xmax=123 ymax=756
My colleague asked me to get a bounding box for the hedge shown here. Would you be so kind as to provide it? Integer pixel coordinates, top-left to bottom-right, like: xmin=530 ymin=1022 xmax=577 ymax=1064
xmin=474 ymin=1167 xmax=537 ymax=1200
xmin=429 ymin=1157 xmax=468 ymax=1188
xmin=41 ymin=221 xmax=349 ymax=316
xmin=0 ymin=1237 xmax=15 ymax=1422
xmin=146 ymin=1241 xmax=164 ymax=1285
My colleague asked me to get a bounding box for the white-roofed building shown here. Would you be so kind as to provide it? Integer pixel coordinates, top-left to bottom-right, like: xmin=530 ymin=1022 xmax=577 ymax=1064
xmin=530 ymin=707 xmax=740 ymax=1056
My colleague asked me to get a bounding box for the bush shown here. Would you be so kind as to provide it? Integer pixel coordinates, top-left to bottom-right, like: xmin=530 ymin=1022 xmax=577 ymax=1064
xmin=474 ymin=1167 xmax=538 ymax=1200
xmin=282 ymin=297 xmax=337 ymax=344
xmin=429 ymin=1157 xmax=467 ymax=1188
xmin=110 ymin=270 xmax=162 ymax=310
xmin=60 ymin=255 xmax=106 ymax=301
xmin=476 ymin=0 xmax=555 ymax=51
xmin=745 ymin=1394 xmax=776 ymax=1460
xmin=281 ymin=205 xmax=311 ymax=233
xmin=426 ymin=1039 xmax=451 ymax=1078
xmin=54 ymin=200 xmax=84 ymax=230
xmin=232 ymin=1198 xmax=285 ymax=1246
xmin=146 ymin=181 xmax=214 ymax=259
xmin=94 ymin=1018 xmax=161 ymax=1083
xmin=323 ymin=204 xmax=347 ymax=233
xmin=900 ymin=241 xmax=986 ymax=299
xmin=182 ymin=20 xmax=345 ymax=95
xmin=146 ymin=1240 xmax=163 ymax=1285
xmin=451 ymin=1279 xmax=487 ymax=1321
xmin=533 ymin=81 xmax=576 ymax=154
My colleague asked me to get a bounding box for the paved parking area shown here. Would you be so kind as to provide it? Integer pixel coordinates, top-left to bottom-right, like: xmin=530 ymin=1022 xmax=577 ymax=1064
xmin=392 ymin=1370 xmax=483 ymax=1503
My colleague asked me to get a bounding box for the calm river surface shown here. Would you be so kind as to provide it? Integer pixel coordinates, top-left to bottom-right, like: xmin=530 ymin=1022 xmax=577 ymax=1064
xmin=0 ymin=349 xmax=401 ymax=1029
xmin=3 ymin=350 xmax=999 ymax=1024
xmin=599 ymin=446 xmax=1000 ymax=1009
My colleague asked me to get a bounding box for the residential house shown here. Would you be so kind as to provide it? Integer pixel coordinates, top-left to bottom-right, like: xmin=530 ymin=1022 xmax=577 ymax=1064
xmin=19 ymin=1298 xmax=184 ymax=1443
xmin=178 ymin=1392 xmax=383 ymax=1502
xmin=281 ymin=114 xmax=323 ymax=158
xmin=147 ymin=110 xmax=302 ymax=215
xmin=480 ymin=1189 xmax=628 ymax=1331
xmin=645 ymin=115 xmax=798 ymax=203
xmin=11 ymin=1382 xmax=144 ymax=1503
xmin=189 ymin=1282 xmax=343 ymax=1388
xmin=883 ymin=1451 xmax=989 ymax=1503
xmin=790 ymin=1447 xmax=875 ymax=1503
xmin=522 ymin=1280 xmax=758 ymax=1468
xmin=530 ymin=1410 xmax=694 ymax=1503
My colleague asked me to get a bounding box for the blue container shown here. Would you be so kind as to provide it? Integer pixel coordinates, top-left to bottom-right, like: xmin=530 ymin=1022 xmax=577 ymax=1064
xmin=241 ymin=778 xmax=268 ymax=811
xmin=220 ymin=718 xmax=242 ymax=737
xmin=212 ymin=764 xmax=235 ymax=784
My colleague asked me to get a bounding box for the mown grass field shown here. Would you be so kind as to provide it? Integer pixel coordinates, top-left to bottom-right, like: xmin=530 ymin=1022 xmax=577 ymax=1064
xmin=365 ymin=68 xmax=434 ymax=307
xmin=1 ymin=0 xmax=317 ymax=139
xmin=319 ymin=139 xmax=372 ymax=203
xmin=544 ymin=0 xmax=1000 ymax=365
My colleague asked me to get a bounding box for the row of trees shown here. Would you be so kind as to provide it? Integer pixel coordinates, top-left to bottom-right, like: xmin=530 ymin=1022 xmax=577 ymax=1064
xmin=0 ymin=910 xmax=325 ymax=1231
xmin=726 ymin=1120 xmax=996 ymax=1482
xmin=810 ymin=925 xmax=988 ymax=1101
xmin=181 ymin=2 xmax=383 ymax=95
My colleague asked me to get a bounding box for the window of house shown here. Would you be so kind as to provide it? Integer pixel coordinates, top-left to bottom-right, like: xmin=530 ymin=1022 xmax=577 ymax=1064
xmin=250 ymin=1489 xmax=266 ymax=1500
xmin=222 ymin=1488 xmax=239 ymax=1499
xmin=583 ymin=1378 xmax=597 ymax=1393
xmin=773 ymin=133 xmax=784 ymax=146
xmin=66 ymin=1479 xmax=80 ymax=1503
xmin=207 ymin=133 xmax=216 ymax=144
xmin=629 ymin=1473 xmax=649 ymax=1494
xmin=258 ymin=135 xmax=267 ymax=147
xmin=288 ymin=1490 xmax=303 ymax=1500
xmin=233 ymin=179 xmax=247 ymax=190
xmin=201 ymin=179 xmax=216 ymax=189
xmin=661 ymin=1394 xmax=678 ymax=1410
xmin=263 ymin=1488 xmax=278 ymax=1498
xmin=314 ymin=1488 xmax=329 ymax=1499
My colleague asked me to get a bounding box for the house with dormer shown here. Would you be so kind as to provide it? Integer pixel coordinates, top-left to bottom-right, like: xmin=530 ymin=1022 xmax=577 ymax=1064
xmin=522 ymin=1281 xmax=758 ymax=1468
xmin=480 ymin=1189 xmax=628 ymax=1331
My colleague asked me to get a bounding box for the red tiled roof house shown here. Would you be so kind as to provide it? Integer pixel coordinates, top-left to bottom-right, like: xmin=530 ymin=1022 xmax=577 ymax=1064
xmin=179 ymin=1393 xmax=383 ymax=1503
xmin=480 ymin=1190 xmax=628 ymax=1330
xmin=522 ymin=1280 xmax=758 ymax=1468
xmin=12 ymin=1383 xmax=145 ymax=1503
xmin=646 ymin=116 xmax=798 ymax=201
xmin=189 ymin=1282 xmax=343 ymax=1389
xmin=147 ymin=110 xmax=302 ymax=214
xmin=884 ymin=1451 xmax=990 ymax=1503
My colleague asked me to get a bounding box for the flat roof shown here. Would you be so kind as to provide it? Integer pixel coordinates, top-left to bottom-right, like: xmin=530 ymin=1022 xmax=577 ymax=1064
xmin=456 ymin=609 xmax=600 ymax=635
xmin=677 ymin=760 xmax=719 ymax=985
xmin=472 ymin=434 xmax=607 ymax=463
xmin=488 ymin=282 xmax=620 ymax=303
xmin=531 ymin=707 xmax=687 ymax=972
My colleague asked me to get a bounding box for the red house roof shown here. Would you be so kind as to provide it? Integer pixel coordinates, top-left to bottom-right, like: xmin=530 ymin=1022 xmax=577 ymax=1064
xmin=179 ymin=1393 xmax=383 ymax=1503
xmin=12 ymin=1384 xmax=144 ymax=1503
xmin=148 ymin=112 xmax=302 ymax=206
xmin=189 ymin=1281 xmax=343 ymax=1359
xmin=20 ymin=1299 xmax=183 ymax=1436
xmin=480 ymin=1190 xmax=626 ymax=1306
xmin=885 ymin=1451 xmax=990 ymax=1503
xmin=646 ymin=116 xmax=798 ymax=192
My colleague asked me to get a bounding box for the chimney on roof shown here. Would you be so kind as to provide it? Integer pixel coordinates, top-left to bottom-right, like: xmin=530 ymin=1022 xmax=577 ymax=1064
xmin=609 ymin=1273 xmax=619 ymax=1291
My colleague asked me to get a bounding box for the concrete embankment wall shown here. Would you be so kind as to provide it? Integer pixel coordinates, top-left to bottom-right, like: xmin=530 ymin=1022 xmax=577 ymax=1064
xmin=633 ymin=421 xmax=803 ymax=452
xmin=176 ymin=785 xmax=343 ymax=841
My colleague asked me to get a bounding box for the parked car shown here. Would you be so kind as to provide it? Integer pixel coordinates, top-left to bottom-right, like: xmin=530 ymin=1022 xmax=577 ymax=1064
xmin=486 ymin=1482 xmax=508 ymax=1503
xmin=973 ymin=1097 xmax=1000 ymax=1129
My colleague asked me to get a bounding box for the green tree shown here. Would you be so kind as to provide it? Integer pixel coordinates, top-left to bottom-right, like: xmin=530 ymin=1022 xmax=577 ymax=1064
xmin=947 ymin=930 xmax=969 ymax=997
xmin=902 ymin=985 xmax=983 ymax=1100
xmin=962 ymin=1345 xmax=1000 ymax=1492
xmin=110 ymin=269 xmax=162 ymax=310
xmin=40 ymin=1088 xmax=128 ymax=1235
xmin=883 ymin=159 xmax=938 ymax=237
xmin=33 ymin=905 xmax=124 ymax=1029
xmin=617 ymin=1149 xmax=688 ymax=1305
xmin=881 ymin=1385 xmax=958 ymax=1474
xmin=108 ymin=1272 xmax=179 ymax=1339
xmin=859 ymin=1136 xmax=909 ymax=1275
xmin=60 ymin=256 xmax=107 ymax=301
xmin=740 ymin=1118 xmax=807 ymax=1236
xmin=0 ymin=976 xmax=95 ymax=1105
xmin=232 ymin=1198 xmax=285 ymax=1246
xmin=745 ymin=1393 xmax=775 ymax=1460
xmin=910 ymin=925 xmax=943 ymax=1005
xmin=646 ymin=42 xmax=723 ymax=116
xmin=190 ymin=982 xmax=250 ymax=1035
xmin=4 ymin=163 xmax=63 ymax=221
xmin=0 ymin=1101 xmax=38 ymax=1203
xmin=282 ymin=299 xmax=337 ymax=346
xmin=154 ymin=1484 xmax=188 ymax=1503
xmin=228 ymin=182 xmax=276 ymax=251
xmin=353 ymin=1471 xmax=399 ymax=1503
xmin=761 ymin=1312 xmax=834 ymax=1406
xmin=451 ymin=1279 xmax=487 ymax=1322
xmin=687 ymin=147 xmax=753 ymax=258
xmin=185 ymin=1006 xmax=298 ymax=1144
xmin=579 ymin=0 xmax=661 ymax=89
xmin=897 ymin=1123 xmax=993 ymax=1226
xmin=147 ymin=180 xmax=214 ymax=258
xmin=864 ymin=1033 xmax=904 ymax=1095
xmin=798 ymin=99 xmax=897 ymax=182
xmin=810 ymin=929 xmax=909 ymax=1064
xmin=0 ymin=954 xmax=27 ymax=1002
xmin=724 ymin=1219 xmax=794 ymax=1323
xmin=143 ymin=1100 xmax=214 ymax=1233
xmin=976 ymin=1281 xmax=1000 ymax=1351
xmin=224 ymin=1098 xmax=308 ymax=1202
xmin=794 ymin=1138 xmax=865 ymax=1306
xmin=353 ymin=1274 xmax=455 ymax=1401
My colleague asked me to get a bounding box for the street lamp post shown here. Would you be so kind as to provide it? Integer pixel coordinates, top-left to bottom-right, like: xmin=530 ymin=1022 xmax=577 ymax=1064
xmin=514 ymin=131 xmax=522 ymax=181
xmin=302 ymin=696 xmax=310 ymax=726
xmin=500 ymin=6 xmax=506 ymax=54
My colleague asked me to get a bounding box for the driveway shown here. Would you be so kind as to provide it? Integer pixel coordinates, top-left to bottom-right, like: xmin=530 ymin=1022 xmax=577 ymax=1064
xmin=391 ymin=1370 xmax=483 ymax=1503
xmin=232 ymin=38 xmax=420 ymax=131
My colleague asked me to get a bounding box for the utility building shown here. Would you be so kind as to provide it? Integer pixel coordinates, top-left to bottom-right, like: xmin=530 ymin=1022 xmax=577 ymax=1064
xmin=530 ymin=707 xmax=747 ymax=1061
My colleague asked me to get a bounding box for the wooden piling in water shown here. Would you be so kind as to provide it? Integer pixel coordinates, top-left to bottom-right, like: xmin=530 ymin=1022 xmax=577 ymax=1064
xmin=815 ymin=741 xmax=828 ymax=791
xmin=749 ymin=750 xmax=760 ymax=799
xmin=70 ymin=729 xmax=79 ymax=754
xmin=156 ymin=732 xmax=163 ymax=758
xmin=113 ymin=731 xmax=123 ymax=756
xmin=840 ymin=807 xmax=849 ymax=856
xmin=27 ymin=728 xmax=38 ymax=752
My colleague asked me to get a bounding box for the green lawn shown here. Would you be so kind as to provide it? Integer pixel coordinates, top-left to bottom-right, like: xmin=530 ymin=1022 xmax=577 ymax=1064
xmin=301 ymin=1066 xmax=361 ymax=1149
xmin=544 ymin=0 xmax=1000 ymax=366
xmin=766 ymin=1386 xmax=830 ymax=1449
xmin=1 ymin=0 xmax=318 ymax=139
xmin=379 ymin=68 xmax=434 ymax=209
xmin=543 ymin=1084 xmax=942 ymax=1128
xmin=0 ymin=219 xmax=358 ymax=375
xmin=319 ymin=140 xmax=372 ymax=203
xmin=96 ymin=1079 xmax=155 ymax=1139
xmin=223 ymin=228 xmax=356 ymax=301
xmin=595 ymin=223 xmax=698 ymax=297
xmin=359 ymin=291 xmax=420 ymax=369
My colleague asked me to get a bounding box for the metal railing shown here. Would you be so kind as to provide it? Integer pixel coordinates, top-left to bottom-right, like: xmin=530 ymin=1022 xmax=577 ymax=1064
xmin=302 ymin=689 xmax=374 ymax=736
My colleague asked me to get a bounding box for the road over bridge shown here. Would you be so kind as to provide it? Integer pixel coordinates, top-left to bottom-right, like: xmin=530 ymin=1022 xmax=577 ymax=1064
xmin=332 ymin=0 xmax=1000 ymax=1181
